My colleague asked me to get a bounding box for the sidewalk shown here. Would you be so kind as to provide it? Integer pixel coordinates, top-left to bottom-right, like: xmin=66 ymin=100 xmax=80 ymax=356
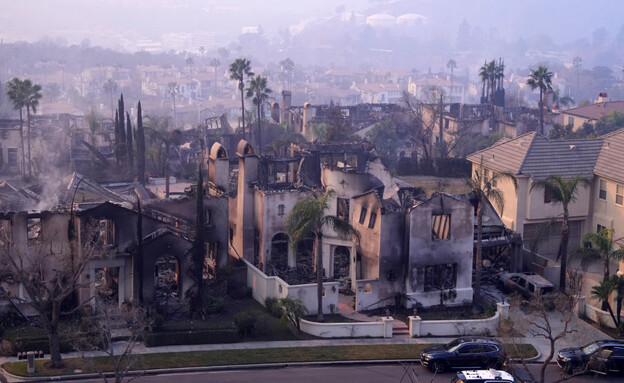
xmin=0 ymin=306 xmax=612 ymax=382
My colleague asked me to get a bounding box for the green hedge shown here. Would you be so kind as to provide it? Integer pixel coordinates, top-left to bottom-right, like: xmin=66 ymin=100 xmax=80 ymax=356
xmin=144 ymin=329 xmax=241 ymax=347
xmin=3 ymin=327 xmax=72 ymax=354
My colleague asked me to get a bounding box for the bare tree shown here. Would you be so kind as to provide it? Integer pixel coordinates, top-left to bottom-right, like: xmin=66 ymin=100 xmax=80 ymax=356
xmin=502 ymin=270 xmax=585 ymax=383
xmin=0 ymin=219 xmax=103 ymax=368
xmin=68 ymin=302 xmax=150 ymax=383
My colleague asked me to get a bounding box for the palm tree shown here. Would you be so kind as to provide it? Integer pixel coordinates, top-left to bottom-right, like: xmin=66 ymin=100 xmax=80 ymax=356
xmin=145 ymin=116 xmax=181 ymax=198
xmin=228 ymin=58 xmax=254 ymax=139
xmin=5 ymin=78 xmax=27 ymax=175
xmin=209 ymin=58 xmax=221 ymax=94
xmin=279 ymin=58 xmax=295 ymax=89
xmin=526 ymin=66 xmax=553 ymax=135
xmin=530 ymin=175 xmax=590 ymax=292
xmin=592 ymin=278 xmax=619 ymax=328
xmin=575 ymin=228 xmax=624 ymax=283
xmin=245 ymin=75 xmax=272 ymax=155
xmin=478 ymin=61 xmax=489 ymax=103
xmin=465 ymin=159 xmax=517 ymax=304
xmin=167 ymin=82 xmax=179 ymax=125
xmin=284 ymin=189 xmax=359 ymax=321
xmin=446 ymin=59 xmax=457 ymax=101
xmin=102 ymin=79 xmax=118 ymax=120
xmin=23 ymin=79 xmax=43 ymax=178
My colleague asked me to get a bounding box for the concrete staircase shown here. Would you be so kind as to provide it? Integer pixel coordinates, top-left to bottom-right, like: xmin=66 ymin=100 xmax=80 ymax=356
xmin=392 ymin=320 xmax=410 ymax=337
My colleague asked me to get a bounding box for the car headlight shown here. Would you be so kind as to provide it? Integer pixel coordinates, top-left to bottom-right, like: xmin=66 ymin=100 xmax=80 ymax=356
xmin=421 ymin=354 xmax=430 ymax=360
xmin=558 ymin=355 xmax=568 ymax=362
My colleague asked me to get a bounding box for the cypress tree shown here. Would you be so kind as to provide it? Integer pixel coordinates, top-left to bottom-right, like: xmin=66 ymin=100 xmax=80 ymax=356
xmin=114 ymin=110 xmax=121 ymax=166
xmin=126 ymin=111 xmax=134 ymax=174
xmin=118 ymin=94 xmax=126 ymax=165
xmin=136 ymin=101 xmax=146 ymax=185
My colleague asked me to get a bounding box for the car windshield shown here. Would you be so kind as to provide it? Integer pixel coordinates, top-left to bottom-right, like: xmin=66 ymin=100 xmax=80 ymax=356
xmin=444 ymin=339 xmax=466 ymax=351
xmin=582 ymin=342 xmax=601 ymax=355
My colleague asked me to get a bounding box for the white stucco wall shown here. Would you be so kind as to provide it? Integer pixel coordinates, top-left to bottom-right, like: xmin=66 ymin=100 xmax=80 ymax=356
xmin=244 ymin=259 xmax=339 ymax=315
xmin=300 ymin=317 xmax=392 ymax=338
xmin=409 ymin=312 xmax=500 ymax=337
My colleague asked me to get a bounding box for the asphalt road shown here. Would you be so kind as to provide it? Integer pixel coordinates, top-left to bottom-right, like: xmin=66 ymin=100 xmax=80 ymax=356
xmin=58 ymin=363 xmax=623 ymax=383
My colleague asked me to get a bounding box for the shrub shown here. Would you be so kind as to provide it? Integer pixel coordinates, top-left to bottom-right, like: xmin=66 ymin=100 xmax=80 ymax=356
xmin=264 ymin=297 xmax=283 ymax=318
xmin=3 ymin=327 xmax=72 ymax=354
xmin=203 ymin=294 xmax=226 ymax=314
xmin=143 ymin=329 xmax=241 ymax=347
xmin=234 ymin=311 xmax=257 ymax=338
xmin=150 ymin=314 xmax=165 ymax=332
xmin=279 ymin=297 xmax=308 ymax=331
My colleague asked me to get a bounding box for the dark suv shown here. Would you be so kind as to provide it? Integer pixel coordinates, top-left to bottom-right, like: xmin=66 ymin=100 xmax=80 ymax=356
xmin=420 ymin=338 xmax=507 ymax=373
xmin=557 ymin=340 xmax=624 ymax=375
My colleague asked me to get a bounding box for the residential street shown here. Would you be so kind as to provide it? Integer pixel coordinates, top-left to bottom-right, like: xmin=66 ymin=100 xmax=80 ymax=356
xmin=56 ymin=364 xmax=623 ymax=383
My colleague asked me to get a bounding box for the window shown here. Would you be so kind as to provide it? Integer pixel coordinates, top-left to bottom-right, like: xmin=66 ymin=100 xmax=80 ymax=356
xmin=599 ymin=180 xmax=607 ymax=200
xmin=597 ymin=224 xmax=606 ymax=233
xmin=431 ymin=214 xmax=451 ymax=240
xmin=387 ymin=270 xmax=397 ymax=282
xmin=528 ymin=283 xmax=535 ymax=293
xmin=7 ymin=148 xmax=17 ymax=167
xmin=368 ymin=212 xmax=377 ymax=229
xmin=359 ymin=207 xmax=367 ymax=225
xmin=205 ymin=209 xmax=212 ymax=225
xmin=203 ymin=242 xmax=218 ymax=280
xmin=616 ymin=184 xmax=624 ymax=206
xmin=27 ymin=218 xmax=41 ymax=244
xmin=567 ymin=116 xmax=575 ymax=126
xmin=544 ymin=189 xmax=553 ymax=204
xmin=277 ymin=204 xmax=285 ymax=216
xmin=229 ymin=225 xmax=234 ymax=244
xmin=337 ymin=198 xmax=349 ymax=221
xmin=424 ymin=263 xmax=457 ymax=292
xmin=518 ymin=277 xmax=527 ymax=288
xmin=98 ymin=219 xmax=115 ymax=245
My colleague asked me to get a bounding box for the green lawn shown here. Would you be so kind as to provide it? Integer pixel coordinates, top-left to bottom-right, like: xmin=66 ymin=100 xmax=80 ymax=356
xmin=3 ymin=343 xmax=538 ymax=377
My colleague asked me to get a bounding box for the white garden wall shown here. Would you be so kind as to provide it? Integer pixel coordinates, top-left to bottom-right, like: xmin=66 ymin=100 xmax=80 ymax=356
xmin=300 ymin=317 xmax=394 ymax=338
xmin=244 ymin=259 xmax=339 ymax=315
xmin=409 ymin=312 xmax=500 ymax=337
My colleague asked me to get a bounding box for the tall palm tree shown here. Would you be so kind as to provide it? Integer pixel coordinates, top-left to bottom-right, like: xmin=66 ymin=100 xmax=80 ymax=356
xmin=478 ymin=61 xmax=489 ymax=103
xmin=575 ymin=228 xmax=624 ymax=283
xmin=228 ymin=58 xmax=254 ymax=139
xmin=145 ymin=116 xmax=181 ymax=198
xmin=5 ymin=78 xmax=27 ymax=175
xmin=23 ymin=79 xmax=43 ymax=178
xmin=245 ymin=75 xmax=271 ymax=155
xmin=167 ymin=82 xmax=179 ymax=125
xmin=464 ymin=159 xmax=517 ymax=304
xmin=446 ymin=59 xmax=457 ymax=101
xmin=209 ymin=58 xmax=221 ymax=94
xmin=526 ymin=66 xmax=553 ymax=135
xmin=102 ymin=79 xmax=118 ymax=120
xmin=530 ymin=175 xmax=590 ymax=292
xmin=285 ymin=189 xmax=359 ymax=321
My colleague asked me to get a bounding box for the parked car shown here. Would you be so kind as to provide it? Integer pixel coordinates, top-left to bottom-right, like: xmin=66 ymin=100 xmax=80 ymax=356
xmin=557 ymin=339 xmax=624 ymax=375
xmin=420 ymin=337 xmax=507 ymax=373
xmin=452 ymin=369 xmax=515 ymax=383
xmin=500 ymin=272 xmax=555 ymax=300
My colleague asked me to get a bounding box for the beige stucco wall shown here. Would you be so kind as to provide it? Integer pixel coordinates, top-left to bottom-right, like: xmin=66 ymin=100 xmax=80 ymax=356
xmin=591 ymin=176 xmax=624 ymax=275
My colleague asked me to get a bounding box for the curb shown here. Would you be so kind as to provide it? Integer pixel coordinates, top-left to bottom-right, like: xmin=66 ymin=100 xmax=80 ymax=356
xmin=1 ymin=355 xmax=552 ymax=383
xmin=1 ymin=359 xmax=422 ymax=382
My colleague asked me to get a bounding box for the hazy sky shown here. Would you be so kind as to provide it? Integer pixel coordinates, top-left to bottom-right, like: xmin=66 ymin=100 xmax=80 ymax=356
xmin=1 ymin=0 xmax=623 ymax=50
